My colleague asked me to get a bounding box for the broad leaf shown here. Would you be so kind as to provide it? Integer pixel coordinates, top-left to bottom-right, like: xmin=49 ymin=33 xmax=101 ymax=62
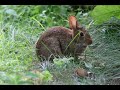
xmin=91 ymin=5 xmax=120 ymax=25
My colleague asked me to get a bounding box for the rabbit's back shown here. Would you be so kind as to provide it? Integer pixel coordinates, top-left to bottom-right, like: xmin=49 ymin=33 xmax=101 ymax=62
xmin=36 ymin=26 xmax=73 ymax=59
xmin=40 ymin=26 xmax=72 ymax=40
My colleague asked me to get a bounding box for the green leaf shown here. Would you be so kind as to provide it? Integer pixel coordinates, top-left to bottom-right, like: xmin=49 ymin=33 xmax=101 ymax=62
xmin=5 ymin=9 xmax=17 ymax=16
xmin=91 ymin=5 xmax=120 ymax=25
xmin=53 ymin=58 xmax=65 ymax=66
xmin=25 ymin=72 xmax=38 ymax=79
xmin=84 ymin=62 xmax=93 ymax=69
xmin=42 ymin=70 xmax=53 ymax=82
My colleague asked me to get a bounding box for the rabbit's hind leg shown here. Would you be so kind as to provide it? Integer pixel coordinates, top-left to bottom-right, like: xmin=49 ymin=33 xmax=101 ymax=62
xmin=46 ymin=37 xmax=63 ymax=59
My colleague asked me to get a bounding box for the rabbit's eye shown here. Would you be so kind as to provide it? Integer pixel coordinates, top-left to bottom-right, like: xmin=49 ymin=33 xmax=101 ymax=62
xmin=80 ymin=32 xmax=84 ymax=36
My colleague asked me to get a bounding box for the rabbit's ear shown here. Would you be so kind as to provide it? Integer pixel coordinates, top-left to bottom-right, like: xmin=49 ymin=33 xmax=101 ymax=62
xmin=69 ymin=16 xmax=77 ymax=30
xmin=69 ymin=16 xmax=80 ymax=37
xmin=69 ymin=16 xmax=81 ymax=29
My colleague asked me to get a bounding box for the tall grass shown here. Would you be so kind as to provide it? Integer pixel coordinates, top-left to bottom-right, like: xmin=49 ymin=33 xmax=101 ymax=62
xmin=0 ymin=5 xmax=119 ymax=85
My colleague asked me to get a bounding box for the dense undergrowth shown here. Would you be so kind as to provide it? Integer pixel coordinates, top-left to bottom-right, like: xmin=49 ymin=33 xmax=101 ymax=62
xmin=0 ymin=5 xmax=120 ymax=85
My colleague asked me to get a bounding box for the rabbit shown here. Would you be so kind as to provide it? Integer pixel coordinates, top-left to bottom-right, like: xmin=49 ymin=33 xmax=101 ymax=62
xmin=35 ymin=16 xmax=92 ymax=60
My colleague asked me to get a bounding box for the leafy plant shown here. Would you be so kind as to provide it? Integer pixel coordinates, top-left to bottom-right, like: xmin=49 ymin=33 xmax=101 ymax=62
xmin=91 ymin=5 xmax=120 ymax=25
xmin=53 ymin=57 xmax=74 ymax=68
xmin=42 ymin=70 xmax=53 ymax=82
xmin=0 ymin=70 xmax=53 ymax=85
xmin=0 ymin=71 xmax=32 ymax=85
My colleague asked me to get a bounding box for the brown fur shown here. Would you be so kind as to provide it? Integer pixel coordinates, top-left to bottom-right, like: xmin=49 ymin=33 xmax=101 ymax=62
xmin=35 ymin=16 xmax=92 ymax=60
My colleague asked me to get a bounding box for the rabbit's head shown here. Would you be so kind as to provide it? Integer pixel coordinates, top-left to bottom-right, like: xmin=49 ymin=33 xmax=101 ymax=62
xmin=69 ymin=16 xmax=92 ymax=46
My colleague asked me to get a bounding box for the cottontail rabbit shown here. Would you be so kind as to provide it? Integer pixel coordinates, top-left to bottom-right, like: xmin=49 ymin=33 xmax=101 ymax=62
xmin=35 ymin=16 xmax=92 ymax=60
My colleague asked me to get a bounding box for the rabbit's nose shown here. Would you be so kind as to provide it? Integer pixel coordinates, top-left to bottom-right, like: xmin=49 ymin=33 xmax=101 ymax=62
xmin=88 ymin=39 xmax=92 ymax=45
xmin=86 ymin=38 xmax=92 ymax=45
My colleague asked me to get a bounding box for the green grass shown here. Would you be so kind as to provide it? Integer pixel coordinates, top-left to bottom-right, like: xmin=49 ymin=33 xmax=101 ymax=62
xmin=0 ymin=5 xmax=120 ymax=85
